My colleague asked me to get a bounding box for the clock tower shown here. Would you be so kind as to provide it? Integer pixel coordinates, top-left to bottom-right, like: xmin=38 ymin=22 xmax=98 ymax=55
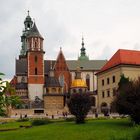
xmin=27 ymin=22 xmax=45 ymax=100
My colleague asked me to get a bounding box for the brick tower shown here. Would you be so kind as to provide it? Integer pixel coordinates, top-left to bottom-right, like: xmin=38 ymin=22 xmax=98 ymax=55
xmin=27 ymin=22 xmax=45 ymax=101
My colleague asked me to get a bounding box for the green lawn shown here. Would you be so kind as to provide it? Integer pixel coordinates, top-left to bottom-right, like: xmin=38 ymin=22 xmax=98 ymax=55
xmin=0 ymin=118 xmax=136 ymax=140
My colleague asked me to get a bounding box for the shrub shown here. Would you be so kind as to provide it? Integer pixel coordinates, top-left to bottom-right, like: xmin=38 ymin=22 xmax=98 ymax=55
xmin=133 ymin=126 xmax=140 ymax=140
xmin=16 ymin=118 xmax=29 ymax=122
xmin=65 ymin=117 xmax=75 ymax=122
xmin=67 ymin=93 xmax=92 ymax=124
xmin=31 ymin=118 xmax=51 ymax=126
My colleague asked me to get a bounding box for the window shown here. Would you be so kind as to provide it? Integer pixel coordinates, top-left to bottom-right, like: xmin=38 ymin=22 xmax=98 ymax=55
xmin=21 ymin=76 xmax=25 ymax=83
xmin=35 ymin=55 xmax=38 ymax=63
xmin=112 ymin=76 xmax=115 ymax=83
xmin=107 ymin=90 xmax=110 ymax=97
xmin=73 ymin=89 xmax=76 ymax=93
xmin=35 ymin=41 xmax=37 ymax=48
xmin=46 ymin=88 xmax=49 ymax=93
xmin=86 ymin=74 xmax=90 ymax=90
xmin=59 ymin=74 xmax=64 ymax=87
xmin=102 ymin=91 xmax=105 ymax=98
xmin=102 ymin=79 xmax=104 ymax=86
xmin=113 ymin=88 xmax=116 ymax=96
xmin=35 ymin=68 xmax=37 ymax=75
xmin=107 ymin=78 xmax=110 ymax=84
xmin=52 ymin=88 xmax=56 ymax=93
xmin=90 ymin=96 xmax=96 ymax=106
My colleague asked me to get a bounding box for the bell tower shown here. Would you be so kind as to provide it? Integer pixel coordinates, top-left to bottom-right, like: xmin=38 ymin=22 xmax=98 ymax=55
xmin=20 ymin=11 xmax=33 ymax=57
xmin=27 ymin=21 xmax=45 ymax=100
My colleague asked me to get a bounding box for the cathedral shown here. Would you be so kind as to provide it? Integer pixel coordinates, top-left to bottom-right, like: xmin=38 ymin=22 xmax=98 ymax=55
xmin=11 ymin=12 xmax=107 ymax=115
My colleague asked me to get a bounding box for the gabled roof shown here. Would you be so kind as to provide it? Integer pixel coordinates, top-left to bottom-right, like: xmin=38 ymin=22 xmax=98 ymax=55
xmin=53 ymin=48 xmax=70 ymax=71
xmin=66 ymin=60 xmax=107 ymax=71
xmin=16 ymin=59 xmax=27 ymax=75
xmin=98 ymin=49 xmax=140 ymax=74
xmin=16 ymin=59 xmax=107 ymax=75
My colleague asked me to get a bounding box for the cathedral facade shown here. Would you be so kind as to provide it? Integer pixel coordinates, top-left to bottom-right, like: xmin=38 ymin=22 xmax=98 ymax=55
xmin=11 ymin=12 xmax=107 ymax=115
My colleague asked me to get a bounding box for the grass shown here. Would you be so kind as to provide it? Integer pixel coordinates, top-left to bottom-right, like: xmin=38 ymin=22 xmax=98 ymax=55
xmin=0 ymin=118 xmax=136 ymax=140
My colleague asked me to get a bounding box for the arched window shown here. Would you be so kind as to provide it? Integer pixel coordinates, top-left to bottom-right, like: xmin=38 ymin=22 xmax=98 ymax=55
xmin=73 ymin=89 xmax=76 ymax=93
xmin=35 ymin=55 xmax=38 ymax=62
xmin=86 ymin=74 xmax=90 ymax=91
xmin=79 ymin=88 xmax=82 ymax=93
xmin=27 ymin=23 xmax=30 ymax=28
xmin=91 ymin=96 xmax=96 ymax=106
xmin=59 ymin=74 xmax=64 ymax=87
xmin=52 ymin=88 xmax=56 ymax=93
xmin=35 ymin=41 xmax=37 ymax=48
xmin=46 ymin=88 xmax=49 ymax=93
xmin=101 ymin=102 xmax=109 ymax=114
xmin=35 ymin=68 xmax=37 ymax=75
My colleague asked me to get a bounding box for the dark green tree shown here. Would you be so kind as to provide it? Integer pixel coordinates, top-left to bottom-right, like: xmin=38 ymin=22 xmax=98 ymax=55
xmin=113 ymin=74 xmax=140 ymax=124
xmin=67 ymin=93 xmax=92 ymax=124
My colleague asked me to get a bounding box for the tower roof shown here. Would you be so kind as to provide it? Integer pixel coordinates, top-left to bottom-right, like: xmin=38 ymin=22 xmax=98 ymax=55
xmin=54 ymin=47 xmax=70 ymax=71
xmin=78 ymin=37 xmax=89 ymax=61
xmin=24 ymin=11 xmax=33 ymax=24
xmin=27 ymin=22 xmax=43 ymax=39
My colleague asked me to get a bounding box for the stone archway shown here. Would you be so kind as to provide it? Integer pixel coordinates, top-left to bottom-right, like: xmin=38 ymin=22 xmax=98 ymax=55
xmin=91 ymin=96 xmax=96 ymax=107
xmin=101 ymin=102 xmax=109 ymax=115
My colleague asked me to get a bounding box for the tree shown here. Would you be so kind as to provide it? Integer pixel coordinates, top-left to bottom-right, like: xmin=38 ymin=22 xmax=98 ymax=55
xmin=113 ymin=75 xmax=140 ymax=124
xmin=112 ymin=74 xmax=131 ymax=114
xmin=0 ymin=73 xmax=21 ymax=116
xmin=67 ymin=93 xmax=92 ymax=124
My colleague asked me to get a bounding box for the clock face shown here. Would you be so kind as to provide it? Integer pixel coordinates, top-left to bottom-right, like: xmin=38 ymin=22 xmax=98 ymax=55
xmin=21 ymin=76 xmax=25 ymax=83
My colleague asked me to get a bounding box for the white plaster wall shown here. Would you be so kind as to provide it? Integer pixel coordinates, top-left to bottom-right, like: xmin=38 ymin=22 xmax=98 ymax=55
xmin=81 ymin=72 xmax=94 ymax=91
xmin=93 ymin=72 xmax=97 ymax=91
xmin=71 ymin=72 xmax=75 ymax=81
xmin=28 ymin=84 xmax=44 ymax=100
xmin=17 ymin=76 xmax=27 ymax=83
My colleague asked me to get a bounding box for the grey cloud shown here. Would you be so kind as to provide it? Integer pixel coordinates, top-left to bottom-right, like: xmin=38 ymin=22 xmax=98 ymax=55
xmin=133 ymin=43 xmax=140 ymax=50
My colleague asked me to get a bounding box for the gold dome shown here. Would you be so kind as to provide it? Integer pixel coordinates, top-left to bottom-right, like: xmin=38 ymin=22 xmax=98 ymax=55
xmin=71 ymin=79 xmax=87 ymax=88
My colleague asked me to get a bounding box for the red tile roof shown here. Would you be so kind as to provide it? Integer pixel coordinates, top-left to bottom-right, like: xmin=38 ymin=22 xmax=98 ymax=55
xmin=98 ymin=49 xmax=140 ymax=73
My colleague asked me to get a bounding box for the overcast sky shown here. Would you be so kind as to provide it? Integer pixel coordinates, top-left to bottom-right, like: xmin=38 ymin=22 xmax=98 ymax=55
xmin=1 ymin=0 xmax=140 ymax=80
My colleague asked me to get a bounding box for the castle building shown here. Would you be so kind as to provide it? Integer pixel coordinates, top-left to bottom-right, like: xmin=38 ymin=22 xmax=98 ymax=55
xmin=11 ymin=12 xmax=107 ymax=115
xmin=96 ymin=49 xmax=140 ymax=113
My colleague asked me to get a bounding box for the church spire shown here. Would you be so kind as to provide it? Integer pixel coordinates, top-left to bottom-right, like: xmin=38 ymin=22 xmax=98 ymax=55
xmin=78 ymin=37 xmax=89 ymax=61
xmin=81 ymin=36 xmax=84 ymax=47
xmin=20 ymin=11 xmax=33 ymax=57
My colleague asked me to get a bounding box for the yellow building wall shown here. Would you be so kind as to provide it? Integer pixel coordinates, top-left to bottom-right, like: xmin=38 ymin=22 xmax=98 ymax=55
xmin=44 ymin=96 xmax=64 ymax=110
xmin=97 ymin=65 xmax=140 ymax=112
